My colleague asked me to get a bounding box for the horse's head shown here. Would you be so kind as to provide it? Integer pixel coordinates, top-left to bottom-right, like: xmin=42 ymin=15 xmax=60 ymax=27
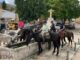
xmin=25 ymin=30 xmax=34 ymax=46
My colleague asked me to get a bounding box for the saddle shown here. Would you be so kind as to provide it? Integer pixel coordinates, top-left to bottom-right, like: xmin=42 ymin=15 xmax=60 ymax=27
xmin=44 ymin=32 xmax=50 ymax=39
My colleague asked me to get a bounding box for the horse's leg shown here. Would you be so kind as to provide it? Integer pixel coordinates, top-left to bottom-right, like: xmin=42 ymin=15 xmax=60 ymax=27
xmin=67 ymin=37 xmax=71 ymax=46
xmin=64 ymin=36 xmax=67 ymax=44
xmin=16 ymin=36 xmax=19 ymax=42
xmin=61 ymin=39 xmax=64 ymax=48
xmin=70 ymin=37 xmax=72 ymax=47
xmin=56 ymin=47 xmax=59 ymax=56
xmin=37 ymin=42 xmax=43 ymax=55
xmin=71 ymin=40 xmax=73 ymax=48
xmin=20 ymin=37 xmax=22 ymax=42
xmin=52 ymin=41 xmax=56 ymax=54
xmin=53 ymin=47 xmax=56 ymax=54
xmin=48 ymin=40 xmax=51 ymax=50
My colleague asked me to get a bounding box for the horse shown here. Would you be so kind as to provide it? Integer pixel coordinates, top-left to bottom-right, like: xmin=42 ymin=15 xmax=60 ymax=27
xmin=17 ymin=29 xmax=30 ymax=41
xmin=10 ymin=28 xmax=31 ymax=44
xmin=24 ymin=29 xmax=44 ymax=55
xmin=65 ymin=31 xmax=74 ymax=46
xmin=58 ymin=29 xmax=66 ymax=47
xmin=41 ymin=31 xmax=51 ymax=50
xmin=49 ymin=30 xmax=61 ymax=56
xmin=58 ymin=29 xmax=74 ymax=47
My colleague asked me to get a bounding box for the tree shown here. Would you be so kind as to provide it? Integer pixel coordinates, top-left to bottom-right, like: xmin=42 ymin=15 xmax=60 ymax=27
xmin=45 ymin=0 xmax=80 ymax=21
xmin=15 ymin=0 xmax=80 ymax=21
xmin=2 ymin=1 xmax=7 ymax=10
xmin=15 ymin=0 xmax=48 ymax=21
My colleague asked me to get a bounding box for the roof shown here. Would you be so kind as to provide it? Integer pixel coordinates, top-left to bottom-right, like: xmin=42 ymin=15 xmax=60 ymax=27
xmin=0 ymin=10 xmax=16 ymax=19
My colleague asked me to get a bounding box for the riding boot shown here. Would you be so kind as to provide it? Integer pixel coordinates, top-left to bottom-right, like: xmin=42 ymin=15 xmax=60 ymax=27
xmin=48 ymin=41 xmax=51 ymax=50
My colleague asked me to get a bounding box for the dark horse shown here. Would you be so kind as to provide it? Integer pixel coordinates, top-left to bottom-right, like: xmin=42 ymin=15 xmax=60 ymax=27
xmin=49 ymin=30 xmax=61 ymax=56
xmin=10 ymin=29 xmax=31 ymax=45
xmin=25 ymin=29 xmax=44 ymax=55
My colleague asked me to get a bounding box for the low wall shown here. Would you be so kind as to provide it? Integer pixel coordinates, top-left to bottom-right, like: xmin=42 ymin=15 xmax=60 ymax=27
xmin=0 ymin=42 xmax=39 ymax=60
xmin=0 ymin=47 xmax=18 ymax=60
xmin=14 ymin=42 xmax=38 ymax=60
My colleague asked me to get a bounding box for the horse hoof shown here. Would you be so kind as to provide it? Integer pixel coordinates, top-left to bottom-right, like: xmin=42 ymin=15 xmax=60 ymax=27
xmin=37 ymin=52 xmax=41 ymax=55
xmin=61 ymin=46 xmax=63 ymax=48
xmin=56 ymin=54 xmax=59 ymax=56
xmin=52 ymin=51 xmax=55 ymax=55
xmin=48 ymin=48 xmax=51 ymax=50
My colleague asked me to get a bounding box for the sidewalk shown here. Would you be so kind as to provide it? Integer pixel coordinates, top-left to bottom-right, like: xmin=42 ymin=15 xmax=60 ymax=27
xmin=24 ymin=44 xmax=77 ymax=60
xmin=73 ymin=48 xmax=80 ymax=60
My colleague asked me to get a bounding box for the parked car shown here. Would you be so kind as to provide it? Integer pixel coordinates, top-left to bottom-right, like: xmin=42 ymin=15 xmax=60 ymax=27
xmin=8 ymin=22 xmax=18 ymax=30
xmin=55 ymin=22 xmax=61 ymax=30
xmin=65 ymin=22 xmax=75 ymax=29
xmin=55 ymin=21 xmax=75 ymax=30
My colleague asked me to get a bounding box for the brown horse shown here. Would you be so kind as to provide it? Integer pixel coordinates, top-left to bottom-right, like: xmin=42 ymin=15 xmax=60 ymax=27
xmin=65 ymin=31 xmax=74 ymax=46
xmin=58 ymin=29 xmax=66 ymax=47
xmin=58 ymin=29 xmax=74 ymax=47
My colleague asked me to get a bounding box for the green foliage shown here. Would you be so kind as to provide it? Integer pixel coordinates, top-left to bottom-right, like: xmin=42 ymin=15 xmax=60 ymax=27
xmin=46 ymin=0 xmax=80 ymax=20
xmin=15 ymin=0 xmax=80 ymax=21
xmin=2 ymin=1 xmax=7 ymax=10
xmin=15 ymin=0 xmax=48 ymax=21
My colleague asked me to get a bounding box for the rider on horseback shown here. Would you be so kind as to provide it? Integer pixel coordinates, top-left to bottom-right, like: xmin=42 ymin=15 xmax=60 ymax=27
xmin=41 ymin=20 xmax=50 ymax=42
xmin=60 ymin=21 xmax=65 ymax=31
xmin=51 ymin=21 xmax=56 ymax=32
xmin=41 ymin=20 xmax=49 ymax=35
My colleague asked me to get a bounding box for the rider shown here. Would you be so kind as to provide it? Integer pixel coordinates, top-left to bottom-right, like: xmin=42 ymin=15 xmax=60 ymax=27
xmin=41 ymin=20 xmax=49 ymax=42
xmin=41 ymin=20 xmax=49 ymax=34
xmin=51 ymin=21 xmax=56 ymax=32
xmin=60 ymin=21 xmax=65 ymax=31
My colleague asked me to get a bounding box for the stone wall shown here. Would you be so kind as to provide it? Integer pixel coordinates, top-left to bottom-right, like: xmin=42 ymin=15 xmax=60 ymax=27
xmin=14 ymin=42 xmax=38 ymax=60
xmin=0 ymin=34 xmax=11 ymax=46
xmin=0 ymin=47 xmax=18 ymax=60
xmin=0 ymin=42 xmax=39 ymax=60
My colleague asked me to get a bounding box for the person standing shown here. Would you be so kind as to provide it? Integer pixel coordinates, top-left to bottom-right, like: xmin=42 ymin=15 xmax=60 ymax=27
xmin=60 ymin=21 xmax=65 ymax=30
xmin=18 ymin=20 xmax=24 ymax=29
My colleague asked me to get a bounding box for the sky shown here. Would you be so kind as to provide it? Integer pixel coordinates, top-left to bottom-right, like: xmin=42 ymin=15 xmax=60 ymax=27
xmin=5 ymin=0 xmax=15 ymax=5
xmin=0 ymin=0 xmax=15 ymax=5
xmin=0 ymin=0 xmax=80 ymax=5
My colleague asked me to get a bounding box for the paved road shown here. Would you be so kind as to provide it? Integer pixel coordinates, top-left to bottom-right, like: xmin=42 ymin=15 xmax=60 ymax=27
xmin=73 ymin=48 xmax=80 ymax=60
